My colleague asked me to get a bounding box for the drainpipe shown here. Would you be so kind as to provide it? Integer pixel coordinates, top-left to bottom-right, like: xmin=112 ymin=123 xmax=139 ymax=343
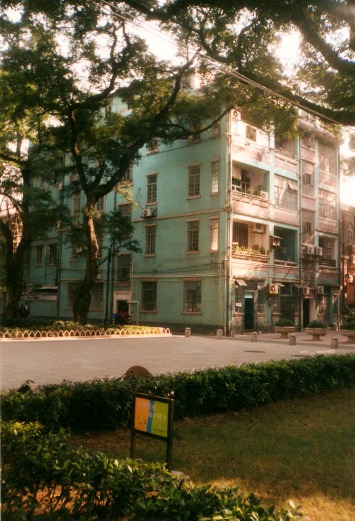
xmin=297 ymin=135 xmax=303 ymax=330
xmin=225 ymin=111 xmax=232 ymax=335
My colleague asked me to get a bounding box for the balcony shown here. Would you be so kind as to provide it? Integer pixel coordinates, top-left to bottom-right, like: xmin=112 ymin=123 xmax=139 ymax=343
xmin=232 ymin=189 xmax=270 ymax=219
xmin=232 ymin=244 xmax=269 ymax=263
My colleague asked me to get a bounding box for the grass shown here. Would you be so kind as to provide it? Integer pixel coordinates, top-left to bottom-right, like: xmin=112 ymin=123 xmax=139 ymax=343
xmin=73 ymin=387 xmax=355 ymax=521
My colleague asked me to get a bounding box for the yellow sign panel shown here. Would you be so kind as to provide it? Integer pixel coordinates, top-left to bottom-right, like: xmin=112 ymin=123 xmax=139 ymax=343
xmin=134 ymin=396 xmax=169 ymax=438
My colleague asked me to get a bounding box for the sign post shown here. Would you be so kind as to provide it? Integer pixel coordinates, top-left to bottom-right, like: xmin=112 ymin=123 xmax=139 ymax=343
xmin=130 ymin=393 xmax=174 ymax=470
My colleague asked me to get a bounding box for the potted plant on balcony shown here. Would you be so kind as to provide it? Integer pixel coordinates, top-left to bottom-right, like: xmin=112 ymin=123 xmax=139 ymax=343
xmin=274 ymin=317 xmax=295 ymax=339
xmin=304 ymin=320 xmax=327 ymax=340
xmin=339 ymin=315 xmax=355 ymax=343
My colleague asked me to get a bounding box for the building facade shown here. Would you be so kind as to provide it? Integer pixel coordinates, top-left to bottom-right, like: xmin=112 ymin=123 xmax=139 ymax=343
xmin=12 ymin=107 xmax=345 ymax=333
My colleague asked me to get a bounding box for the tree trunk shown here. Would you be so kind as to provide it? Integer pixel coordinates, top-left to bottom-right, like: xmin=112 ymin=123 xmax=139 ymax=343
xmin=0 ymin=215 xmax=28 ymax=320
xmin=72 ymin=207 xmax=99 ymax=324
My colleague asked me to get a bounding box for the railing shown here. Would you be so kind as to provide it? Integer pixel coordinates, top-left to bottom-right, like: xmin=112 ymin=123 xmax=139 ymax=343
xmin=232 ymin=245 xmax=269 ymax=262
xmin=319 ymin=258 xmax=337 ymax=268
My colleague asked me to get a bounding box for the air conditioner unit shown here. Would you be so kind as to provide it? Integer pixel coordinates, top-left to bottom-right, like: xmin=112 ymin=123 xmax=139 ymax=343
xmin=270 ymin=236 xmax=281 ymax=247
xmin=314 ymin=247 xmax=323 ymax=256
xmin=253 ymin=223 xmax=266 ymax=233
xmin=303 ymin=286 xmax=310 ymax=296
xmin=268 ymin=283 xmax=279 ymax=295
xmin=259 ymin=190 xmax=268 ymax=199
xmin=303 ymin=245 xmax=314 ymax=255
xmin=142 ymin=207 xmax=156 ymax=218
xmin=317 ymin=285 xmax=324 ymax=294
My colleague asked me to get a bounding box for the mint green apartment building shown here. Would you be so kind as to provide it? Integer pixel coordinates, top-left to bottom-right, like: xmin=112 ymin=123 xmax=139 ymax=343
xmin=18 ymin=107 xmax=342 ymax=334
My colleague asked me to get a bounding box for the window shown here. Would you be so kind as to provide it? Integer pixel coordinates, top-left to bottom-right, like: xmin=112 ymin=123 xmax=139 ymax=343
xmin=233 ymin=222 xmax=249 ymax=247
xmin=319 ymin=238 xmax=335 ymax=260
xmin=302 ymin=161 xmax=314 ymax=185
xmin=319 ymin=143 xmax=336 ymax=174
xmin=72 ymin=194 xmax=81 ymax=216
xmin=245 ymin=124 xmax=257 ymax=141
xmin=47 ymin=244 xmax=58 ymax=265
xmin=147 ymin=174 xmax=157 ymax=204
xmin=302 ymin=132 xmax=314 ymax=149
xmin=67 ymin=282 xmax=78 ymax=308
xmin=145 ymin=225 xmax=156 ymax=255
xmin=71 ymin=246 xmax=80 ymax=261
xmin=95 ymin=197 xmax=105 ymax=213
xmin=187 ymin=220 xmax=199 ymax=252
xmin=302 ymin=221 xmax=313 ymax=234
xmin=274 ymin=175 xmax=298 ymax=211
xmin=188 ymin=164 xmax=200 ymax=197
xmin=347 ymin=224 xmax=354 ymax=245
xmin=147 ymin=137 xmax=158 ymax=154
xmin=319 ymin=190 xmax=336 ymax=220
xmin=275 ymin=136 xmax=295 ymax=155
xmin=211 ymin=160 xmax=220 ymax=194
xmin=36 ymin=245 xmax=43 ymax=265
xmin=183 ymin=280 xmax=201 ymax=312
xmin=25 ymin=247 xmax=32 ymax=266
xmin=142 ymin=281 xmax=157 ymax=311
xmin=91 ymin=283 xmax=104 ymax=309
xmin=117 ymin=254 xmax=131 ymax=282
xmin=212 ymin=123 xmax=221 ymax=137
xmin=119 ymin=204 xmax=132 ymax=221
xmin=232 ymin=167 xmax=250 ymax=192
xmin=97 ymin=238 xmax=103 ymax=259
xmin=122 ymin=162 xmax=133 ymax=182
xmin=210 ymin=219 xmax=219 ymax=251
xmin=68 ymin=282 xmax=102 ymax=310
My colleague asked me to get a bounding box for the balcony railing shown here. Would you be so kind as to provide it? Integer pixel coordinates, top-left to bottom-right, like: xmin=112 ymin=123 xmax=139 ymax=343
xmin=319 ymin=258 xmax=337 ymax=268
xmin=232 ymin=245 xmax=269 ymax=262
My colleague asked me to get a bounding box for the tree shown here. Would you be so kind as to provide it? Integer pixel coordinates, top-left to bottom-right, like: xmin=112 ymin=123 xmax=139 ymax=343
xmin=117 ymin=0 xmax=355 ymax=127
xmin=1 ymin=1 xmax=238 ymax=324
xmin=0 ymin=37 xmax=66 ymax=319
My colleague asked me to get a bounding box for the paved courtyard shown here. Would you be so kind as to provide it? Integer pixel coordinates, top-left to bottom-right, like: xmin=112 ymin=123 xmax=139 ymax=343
xmin=1 ymin=330 xmax=354 ymax=391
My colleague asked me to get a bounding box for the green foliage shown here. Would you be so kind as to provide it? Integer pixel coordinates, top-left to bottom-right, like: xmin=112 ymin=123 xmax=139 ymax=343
xmin=1 ymin=420 xmax=302 ymax=520
xmin=340 ymin=310 xmax=355 ymax=330
xmin=306 ymin=320 xmax=327 ymax=328
xmin=275 ymin=318 xmax=295 ymax=327
xmin=2 ymin=355 xmax=354 ymax=433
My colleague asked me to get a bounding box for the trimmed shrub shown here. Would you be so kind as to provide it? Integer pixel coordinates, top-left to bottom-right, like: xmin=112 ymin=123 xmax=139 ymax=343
xmin=1 ymin=421 xmax=302 ymax=520
xmin=1 ymin=355 xmax=355 ymax=433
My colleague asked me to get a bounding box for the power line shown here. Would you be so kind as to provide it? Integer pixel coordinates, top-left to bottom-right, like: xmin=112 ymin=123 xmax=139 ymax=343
xmin=99 ymin=0 xmax=342 ymax=126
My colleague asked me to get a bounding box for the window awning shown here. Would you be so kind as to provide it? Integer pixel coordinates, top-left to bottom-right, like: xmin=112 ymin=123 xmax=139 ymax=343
xmin=234 ymin=279 xmax=247 ymax=286
xmin=287 ymin=180 xmax=298 ymax=191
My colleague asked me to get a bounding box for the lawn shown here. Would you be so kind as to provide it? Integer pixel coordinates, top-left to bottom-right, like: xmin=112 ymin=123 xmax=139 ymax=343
xmin=74 ymin=387 xmax=355 ymax=521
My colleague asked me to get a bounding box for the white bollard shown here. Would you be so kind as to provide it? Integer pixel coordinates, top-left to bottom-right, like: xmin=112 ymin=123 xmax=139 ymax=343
xmin=289 ymin=333 xmax=296 ymax=345
xmin=251 ymin=331 xmax=258 ymax=342
xmin=184 ymin=327 xmax=191 ymax=337
xmin=216 ymin=329 xmax=223 ymax=339
xmin=331 ymin=337 xmax=339 ymax=349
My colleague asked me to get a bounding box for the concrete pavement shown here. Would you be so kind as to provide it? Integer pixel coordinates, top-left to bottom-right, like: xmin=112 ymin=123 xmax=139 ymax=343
xmin=1 ymin=330 xmax=354 ymax=391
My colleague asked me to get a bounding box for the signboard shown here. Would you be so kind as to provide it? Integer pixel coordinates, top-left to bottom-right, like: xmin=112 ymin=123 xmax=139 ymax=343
xmin=131 ymin=393 xmax=174 ymax=469
xmin=134 ymin=396 xmax=169 ymax=438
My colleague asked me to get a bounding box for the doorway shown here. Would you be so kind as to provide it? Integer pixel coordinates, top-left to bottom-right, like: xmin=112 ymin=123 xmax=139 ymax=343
xmin=244 ymin=294 xmax=255 ymax=330
xmin=303 ymin=299 xmax=310 ymax=328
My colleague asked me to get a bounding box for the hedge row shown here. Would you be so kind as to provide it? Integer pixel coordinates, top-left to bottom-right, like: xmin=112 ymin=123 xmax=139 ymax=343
xmin=2 ymin=354 xmax=355 ymax=433
xmin=1 ymin=421 xmax=302 ymax=520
